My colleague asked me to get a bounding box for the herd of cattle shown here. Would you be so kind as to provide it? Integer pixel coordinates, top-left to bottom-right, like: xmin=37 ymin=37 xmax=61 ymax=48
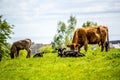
xmin=0 ymin=25 xmax=109 ymax=61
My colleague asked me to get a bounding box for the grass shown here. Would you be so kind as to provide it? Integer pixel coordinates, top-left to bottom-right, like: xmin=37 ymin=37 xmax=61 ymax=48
xmin=0 ymin=48 xmax=120 ymax=80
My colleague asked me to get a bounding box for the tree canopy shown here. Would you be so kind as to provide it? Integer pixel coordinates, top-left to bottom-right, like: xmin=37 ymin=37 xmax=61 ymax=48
xmin=0 ymin=15 xmax=14 ymax=56
xmin=82 ymin=21 xmax=97 ymax=27
xmin=51 ymin=15 xmax=77 ymax=49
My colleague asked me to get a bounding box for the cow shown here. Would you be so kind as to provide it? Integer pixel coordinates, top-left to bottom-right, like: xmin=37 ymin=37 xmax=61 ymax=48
xmin=56 ymin=48 xmax=85 ymax=57
xmin=33 ymin=52 xmax=44 ymax=58
xmin=10 ymin=38 xmax=32 ymax=59
xmin=67 ymin=26 xmax=109 ymax=52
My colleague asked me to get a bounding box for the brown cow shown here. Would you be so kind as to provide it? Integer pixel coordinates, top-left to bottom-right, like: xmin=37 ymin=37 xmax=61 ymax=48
xmin=67 ymin=26 xmax=109 ymax=52
xmin=10 ymin=38 xmax=32 ymax=59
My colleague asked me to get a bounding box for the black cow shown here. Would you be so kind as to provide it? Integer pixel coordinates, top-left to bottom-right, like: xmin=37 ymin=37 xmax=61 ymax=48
xmin=56 ymin=48 xmax=85 ymax=57
xmin=33 ymin=52 xmax=44 ymax=58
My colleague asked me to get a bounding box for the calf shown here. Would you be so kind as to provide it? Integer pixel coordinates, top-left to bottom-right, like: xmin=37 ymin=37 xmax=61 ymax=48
xmin=56 ymin=48 xmax=85 ymax=57
xmin=33 ymin=52 xmax=44 ymax=58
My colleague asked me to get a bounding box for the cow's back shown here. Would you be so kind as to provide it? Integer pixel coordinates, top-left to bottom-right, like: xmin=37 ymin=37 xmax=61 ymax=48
xmin=86 ymin=26 xmax=101 ymax=44
xmin=77 ymin=28 xmax=87 ymax=44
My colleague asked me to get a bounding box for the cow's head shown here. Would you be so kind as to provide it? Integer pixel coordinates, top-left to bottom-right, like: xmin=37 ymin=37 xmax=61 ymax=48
xmin=56 ymin=48 xmax=66 ymax=57
xmin=67 ymin=43 xmax=80 ymax=51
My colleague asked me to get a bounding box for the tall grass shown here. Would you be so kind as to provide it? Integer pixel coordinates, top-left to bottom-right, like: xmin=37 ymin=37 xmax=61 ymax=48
xmin=0 ymin=48 xmax=120 ymax=80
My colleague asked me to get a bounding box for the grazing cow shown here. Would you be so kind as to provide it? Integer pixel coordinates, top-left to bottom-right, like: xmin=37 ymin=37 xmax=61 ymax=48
xmin=56 ymin=48 xmax=85 ymax=57
xmin=33 ymin=52 xmax=44 ymax=58
xmin=10 ymin=38 xmax=32 ymax=59
xmin=67 ymin=26 xmax=109 ymax=52
xmin=0 ymin=54 xmax=2 ymax=61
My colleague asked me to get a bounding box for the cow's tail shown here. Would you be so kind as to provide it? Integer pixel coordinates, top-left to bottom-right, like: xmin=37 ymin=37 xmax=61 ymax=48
xmin=107 ymin=30 xmax=109 ymax=47
xmin=106 ymin=27 xmax=110 ymax=51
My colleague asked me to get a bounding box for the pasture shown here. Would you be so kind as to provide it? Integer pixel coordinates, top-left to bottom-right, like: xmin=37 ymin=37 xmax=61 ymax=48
xmin=0 ymin=48 xmax=120 ymax=80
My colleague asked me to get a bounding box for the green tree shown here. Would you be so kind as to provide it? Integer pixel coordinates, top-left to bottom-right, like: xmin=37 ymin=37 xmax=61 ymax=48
xmin=65 ymin=15 xmax=77 ymax=45
xmin=51 ymin=15 xmax=77 ymax=49
xmin=0 ymin=15 xmax=14 ymax=56
xmin=57 ymin=21 xmax=66 ymax=35
xmin=82 ymin=21 xmax=97 ymax=27
xmin=51 ymin=21 xmax=66 ymax=48
xmin=51 ymin=34 xmax=61 ymax=48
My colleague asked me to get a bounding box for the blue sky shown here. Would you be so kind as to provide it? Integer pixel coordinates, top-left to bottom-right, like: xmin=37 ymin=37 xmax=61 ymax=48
xmin=0 ymin=0 xmax=120 ymax=44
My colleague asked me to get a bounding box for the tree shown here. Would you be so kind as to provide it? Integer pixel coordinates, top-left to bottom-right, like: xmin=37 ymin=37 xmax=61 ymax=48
xmin=51 ymin=15 xmax=77 ymax=49
xmin=51 ymin=21 xmax=66 ymax=48
xmin=82 ymin=21 xmax=97 ymax=27
xmin=0 ymin=15 xmax=14 ymax=56
xmin=65 ymin=15 xmax=77 ymax=45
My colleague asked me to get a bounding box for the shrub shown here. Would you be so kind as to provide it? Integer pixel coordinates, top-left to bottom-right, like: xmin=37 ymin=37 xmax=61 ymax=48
xmin=39 ymin=45 xmax=53 ymax=53
xmin=19 ymin=50 xmax=27 ymax=58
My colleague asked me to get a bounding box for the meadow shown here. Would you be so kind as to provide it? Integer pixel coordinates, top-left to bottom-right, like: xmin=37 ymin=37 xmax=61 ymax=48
xmin=0 ymin=48 xmax=120 ymax=80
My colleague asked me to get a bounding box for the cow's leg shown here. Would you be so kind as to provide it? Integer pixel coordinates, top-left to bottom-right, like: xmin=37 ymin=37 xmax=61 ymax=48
xmin=84 ymin=44 xmax=88 ymax=52
xmin=84 ymin=41 xmax=88 ymax=52
xmin=105 ymin=42 xmax=109 ymax=52
xmin=101 ymin=41 xmax=106 ymax=52
xmin=10 ymin=52 xmax=14 ymax=59
xmin=26 ymin=48 xmax=31 ymax=58
xmin=101 ymin=44 xmax=104 ymax=52
xmin=15 ymin=49 xmax=20 ymax=57
xmin=77 ymin=44 xmax=84 ymax=52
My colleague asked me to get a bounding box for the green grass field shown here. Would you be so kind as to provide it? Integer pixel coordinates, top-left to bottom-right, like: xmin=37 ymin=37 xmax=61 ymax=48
xmin=0 ymin=48 xmax=120 ymax=80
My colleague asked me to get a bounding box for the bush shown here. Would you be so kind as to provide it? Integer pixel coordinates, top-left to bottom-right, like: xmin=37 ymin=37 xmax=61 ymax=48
xmin=39 ymin=45 xmax=53 ymax=53
xmin=19 ymin=50 xmax=27 ymax=58
xmin=0 ymin=16 xmax=14 ymax=57
xmin=0 ymin=43 xmax=11 ymax=58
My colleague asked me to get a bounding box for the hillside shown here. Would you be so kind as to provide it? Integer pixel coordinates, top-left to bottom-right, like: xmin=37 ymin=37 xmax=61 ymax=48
xmin=0 ymin=48 xmax=120 ymax=80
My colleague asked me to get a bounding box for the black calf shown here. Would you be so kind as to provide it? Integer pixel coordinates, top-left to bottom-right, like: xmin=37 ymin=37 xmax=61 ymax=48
xmin=56 ymin=48 xmax=66 ymax=57
xmin=65 ymin=50 xmax=85 ymax=57
xmin=33 ymin=52 xmax=44 ymax=58
xmin=56 ymin=48 xmax=85 ymax=57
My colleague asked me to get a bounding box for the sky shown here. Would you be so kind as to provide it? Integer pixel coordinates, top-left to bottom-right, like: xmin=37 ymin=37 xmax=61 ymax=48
xmin=0 ymin=0 xmax=120 ymax=44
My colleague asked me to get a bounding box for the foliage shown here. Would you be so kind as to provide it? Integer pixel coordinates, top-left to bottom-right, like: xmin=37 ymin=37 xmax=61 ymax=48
xmin=39 ymin=45 xmax=53 ymax=53
xmin=0 ymin=15 xmax=14 ymax=56
xmin=0 ymin=48 xmax=120 ymax=80
xmin=65 ymin=15 xmax=77 ymax=45
xmin=0 ymin=43 xmax=11 ymax=58
xmin=82 ymin=21 xmax=97 ymax=27
xmin=51 ymin=15 xmax=77 ymax=49
xmin=19 ymin=50 xmax=27 ymax=58
xmin=51 ymin=21 xmax=66 ymax=48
